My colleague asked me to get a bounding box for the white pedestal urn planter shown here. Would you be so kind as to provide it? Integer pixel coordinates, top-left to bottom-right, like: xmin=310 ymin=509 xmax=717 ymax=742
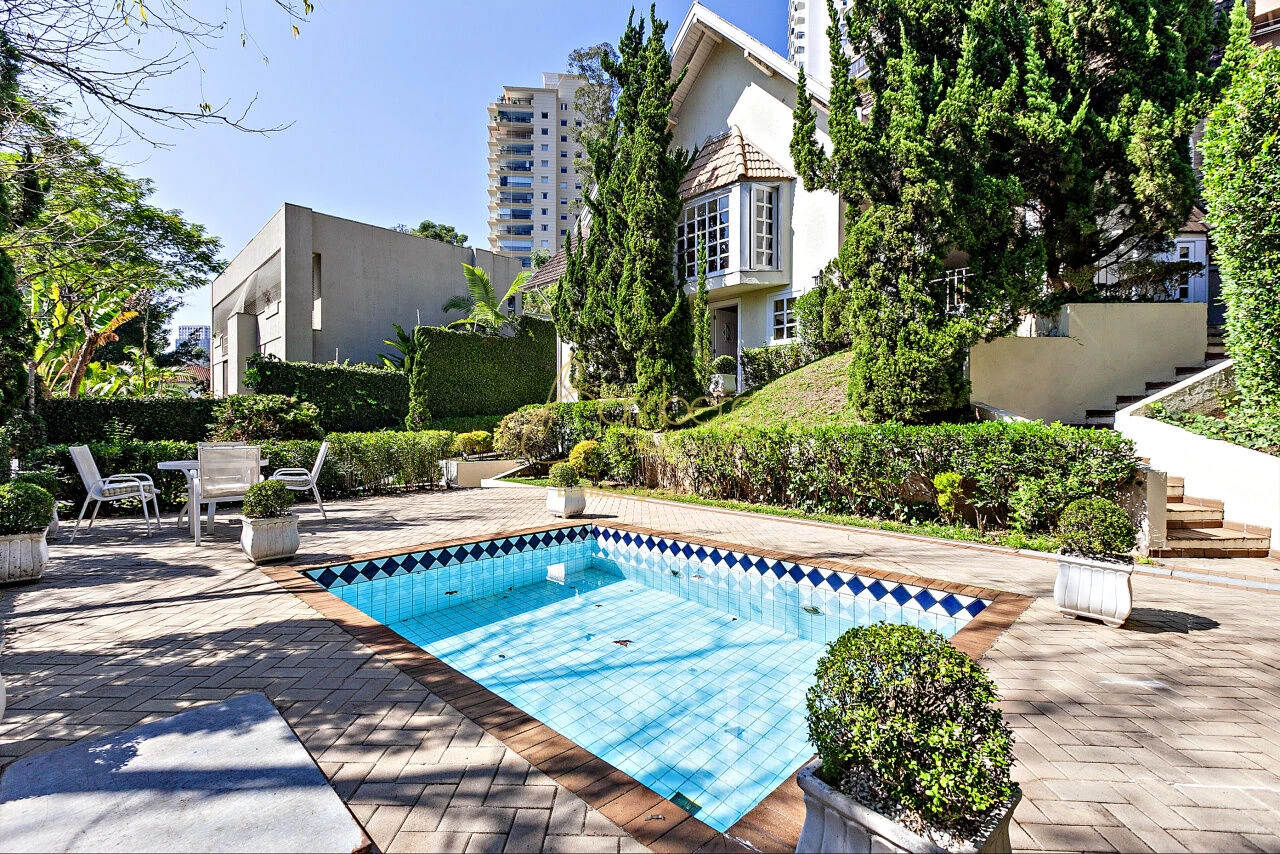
xmin=0 ymin=531 xmax=49 ymax=585
xmin=709 ymin=373 xmax=737 ymax=396
xmin=1053 ymin=554 xmax=1134 ymax=627
xmin=796 ymin=761 xmax=1021 ymax=854
xmin=546 ymin=486 xmax=586 ymax=519
xmin=240 ymin=516 xmax=300 ymax=565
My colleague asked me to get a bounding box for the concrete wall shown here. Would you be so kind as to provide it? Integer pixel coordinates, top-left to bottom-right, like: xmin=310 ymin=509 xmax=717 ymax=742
xmin=211 ymin=204 xmax=526 ymax=394
xmin=1116 ymin=363 xmax=1280 ymax=538
xmin=970 ymin=302 xmax=1208 ymax=424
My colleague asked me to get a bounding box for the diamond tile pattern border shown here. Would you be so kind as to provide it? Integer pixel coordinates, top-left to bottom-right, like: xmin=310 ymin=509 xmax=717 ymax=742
xmin=303 ymin=524 xmax=988 ymax=621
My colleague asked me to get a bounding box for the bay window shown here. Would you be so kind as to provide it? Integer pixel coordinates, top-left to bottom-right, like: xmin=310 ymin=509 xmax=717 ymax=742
xmin=752 ymin=185 xmax=776 ymax=269
xmin=676 ymin=192 xmax=730 ymax=279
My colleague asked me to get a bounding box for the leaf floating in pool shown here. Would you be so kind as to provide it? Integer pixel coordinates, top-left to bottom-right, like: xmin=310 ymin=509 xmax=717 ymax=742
xmin=613 ymin=639 xmax=633 ymax=647
xmin=670 ymin=570 xmax=681 ymax=577
xmin=445 ymin=590 xmax=458 ymax=596
xmin=803 ymin=606 xmax=822 ymax=615
xmin=594 ymin=604 xmax=602 ymax=608
xmin=498 ymin=654 xmax=506 ymax=659
xmin=692 ymin=574 xmax=704 ymax=580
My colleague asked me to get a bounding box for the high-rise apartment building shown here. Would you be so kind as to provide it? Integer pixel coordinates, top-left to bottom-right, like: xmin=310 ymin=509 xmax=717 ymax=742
xmin=786 ymin=0 xmax=862 ymax=87
xmin=487 ymin=73 xmax=587 ymax=268
xmin=177 ymin=324 xmax=211 ymax=355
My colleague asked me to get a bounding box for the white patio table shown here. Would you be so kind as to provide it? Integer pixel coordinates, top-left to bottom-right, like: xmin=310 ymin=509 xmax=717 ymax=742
xmin=158 ymin=457 xmax=269 ymax=541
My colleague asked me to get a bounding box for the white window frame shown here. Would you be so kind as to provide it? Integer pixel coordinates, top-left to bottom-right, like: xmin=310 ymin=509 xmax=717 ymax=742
xmin=676 ymin=190 xmax=731 ymax=280
xmin=770 ymin=291 xmax=797 ymax=343
xmin=751 ymin=184 xmax=778 ymax=270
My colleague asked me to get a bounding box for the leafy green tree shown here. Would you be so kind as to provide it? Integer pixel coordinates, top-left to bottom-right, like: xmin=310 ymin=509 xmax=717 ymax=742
xmin=442 ymin=263 xmax=531 ymax=334
xmin=529 ymin=248 xmax=552 ymax=269
xmin=568 ymin=42 xmax=622 ymax=194
xmin=409 ymin=220 xmax=468 ymax=246
xmin=613 ymin=8 xmax=698 ymax=417
xmin=5 ymin=141 xmax=222 ymax=397
xmin=1201 ymin=6 xmax=1280 ymax=411
xmin=0 ymin=35 xmax=33 ymax=425
xmin=691 ymin=240 xmax=711 ymax=391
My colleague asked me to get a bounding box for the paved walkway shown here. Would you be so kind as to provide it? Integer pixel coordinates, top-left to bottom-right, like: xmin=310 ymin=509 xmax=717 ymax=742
xmin=2 ymin=487 xmax=1280 ymax=852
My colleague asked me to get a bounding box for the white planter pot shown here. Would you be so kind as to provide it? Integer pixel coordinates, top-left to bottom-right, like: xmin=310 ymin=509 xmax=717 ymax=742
xmin=0 ymin=530 xmax=48 ymax=585
xmin=797 ymin=760 xmax=1020 ymax=854
xmin=709 ymin=373 xmax=737 ymax=395
xmin=1053 ymin=553 xmax=1134 ymax=628
xmin=546 ymin=486 xmax=586 ymax=518
xmin=240 ymin=516 xmax=300 ymax=565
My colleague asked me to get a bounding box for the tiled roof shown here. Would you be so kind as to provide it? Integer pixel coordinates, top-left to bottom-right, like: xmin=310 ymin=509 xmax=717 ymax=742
xmin=678 ymin=126 xmax=792 ymax=199
xmin=1181 ymin=205 xmax=1209 ymax=235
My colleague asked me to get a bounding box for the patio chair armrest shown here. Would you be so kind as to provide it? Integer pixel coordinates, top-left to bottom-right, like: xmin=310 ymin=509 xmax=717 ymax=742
xmin=270 ymin=468 xmax=311 ymax=478
xmin=103 ymin=473 xmax=155 ymax=486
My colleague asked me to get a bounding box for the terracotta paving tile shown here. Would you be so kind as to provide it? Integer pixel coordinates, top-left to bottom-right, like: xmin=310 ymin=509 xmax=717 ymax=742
xmin=5 ymin=487 xmax=1280 ymax=852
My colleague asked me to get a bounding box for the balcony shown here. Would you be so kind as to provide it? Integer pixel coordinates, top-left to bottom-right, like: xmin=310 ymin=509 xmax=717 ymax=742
xmin=497 ymin=145 xmax=534 ymax=157
xmin=498 ymin=176 xmax=533 ymax=189
xmin=494 ymin=111 xmax=534 ymax=124
xmin=497 ymin=96 xmax=535 ymax=106
xmin=495 ymin=209 xmax=533 ymax=221
xmin=498 ymin=224 xmax=534 ymax=237
xmin=498 ymin=192 xmax=534 ymax=205
xmin=497 ymin=161 xmax=533 ymax=173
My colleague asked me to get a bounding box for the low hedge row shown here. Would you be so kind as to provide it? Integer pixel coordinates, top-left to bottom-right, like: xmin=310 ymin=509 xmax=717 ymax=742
xmin=39 ymin=397 xmax=217 ymax=443
xmin=643 ymin=420 xmax=1137 ymax=532
xmin=245 ymin=354 xmax=409 ymax=433
xmin=740 ymin=342 xmax=824 ymax=389
xmin=23 ymin=430 xmax=455 ymax=512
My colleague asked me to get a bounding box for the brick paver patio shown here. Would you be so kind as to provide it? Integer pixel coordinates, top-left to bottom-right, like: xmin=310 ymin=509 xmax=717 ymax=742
xmin=3 ymin=486 xmax=1280 ymax=852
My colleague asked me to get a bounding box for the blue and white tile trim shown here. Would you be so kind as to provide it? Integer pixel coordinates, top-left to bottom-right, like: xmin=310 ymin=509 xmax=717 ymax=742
xmin=303 ymin=524 xmax=989 ymax=623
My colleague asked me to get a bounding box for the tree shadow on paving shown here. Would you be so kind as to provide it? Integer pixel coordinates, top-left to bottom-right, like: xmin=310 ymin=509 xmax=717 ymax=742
xmin=1121 ymin=608 xmax=1220 ymax=634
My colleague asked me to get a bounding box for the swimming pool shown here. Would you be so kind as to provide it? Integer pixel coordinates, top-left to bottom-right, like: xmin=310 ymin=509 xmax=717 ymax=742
xmin=304 ymin=525 xmax=990 ymax=832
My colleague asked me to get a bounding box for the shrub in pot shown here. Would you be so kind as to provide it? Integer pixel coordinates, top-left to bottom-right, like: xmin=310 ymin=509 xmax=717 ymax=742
xmin=12 ymin=470 xmax=61 ymax=540
xmin=240 ymin=480 xmax=299 ymax=565
xmin=545 ymin=462 xmax=585 ymax=518
xmin=1053 ymin=498 xmax=1137 ymax=627
xmin=798 ymin=623 xmax=1020 ymax=853
xmin=709 ymin=354 xmax=737 ymax=396
xmin=0 ymin=481 xmax=55 ymax=585
xmin=567 ymin=440 xmax=605 ymax=484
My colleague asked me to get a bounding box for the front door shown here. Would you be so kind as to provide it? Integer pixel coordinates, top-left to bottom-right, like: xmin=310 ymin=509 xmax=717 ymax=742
xmin=711 ymin=304 xmax=739 ymax=363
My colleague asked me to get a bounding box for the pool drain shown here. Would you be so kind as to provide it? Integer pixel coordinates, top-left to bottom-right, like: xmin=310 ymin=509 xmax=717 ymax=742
xmin=670 ymin=792 xmax=701 ymax=815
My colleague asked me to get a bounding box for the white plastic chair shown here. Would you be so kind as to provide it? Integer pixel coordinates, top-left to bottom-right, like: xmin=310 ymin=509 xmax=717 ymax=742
xmin=69 ymin=445 xmax=161 ymax=541
xmin=270 ymin=440 xmax=329 ymax=518
xmin=179 ymin=442 xmax=247 ymax=527
xmin=192 ymin=445 xmax=261 ymax=545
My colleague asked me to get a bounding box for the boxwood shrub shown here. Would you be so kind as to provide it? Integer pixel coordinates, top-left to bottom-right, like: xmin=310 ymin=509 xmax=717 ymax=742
xmin=740 ymin=341 xmax=823 ymax=389
xmin=38 ymin=397 xmax=217 ymax=443
xmin=649 ymin=420 xmax=1136 ymax=533
xmin=0 ymin=481 xmax=56 ymax=535
xmin=242 ymin=480 xmax=294 ymax=519
xmin=807 ymin=624 xmax=1015 ymax=835
xmin=245 ymin=354 xmax=409 ymax=434
xmin=22 ymin=430 xmax=455 ymax=512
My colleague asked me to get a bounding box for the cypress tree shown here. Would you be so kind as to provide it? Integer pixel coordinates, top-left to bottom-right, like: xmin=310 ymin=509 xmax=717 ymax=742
xmin=614 ymin=7 xmax=697 ymax=420
xmin=0 ymin=33 xmax=33 ymax=425
xmin=691 ymin=239 xmax=711 ymax=391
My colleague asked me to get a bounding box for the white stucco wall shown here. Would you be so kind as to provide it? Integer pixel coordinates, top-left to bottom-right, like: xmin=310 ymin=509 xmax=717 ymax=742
xmin=211 ymin=203 xmax=526 ymax=394
xmin=970 ymin=302 xmax=1208 ymax=424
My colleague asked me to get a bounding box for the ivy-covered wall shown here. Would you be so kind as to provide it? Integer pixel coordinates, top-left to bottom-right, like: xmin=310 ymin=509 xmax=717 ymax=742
xmin=409 ymin=319 xmax=557 ymax=419
xmin=244 ymin=354 xmax=409 ymax=433
xmin=40 ymin=397 xmax=217 ymax=443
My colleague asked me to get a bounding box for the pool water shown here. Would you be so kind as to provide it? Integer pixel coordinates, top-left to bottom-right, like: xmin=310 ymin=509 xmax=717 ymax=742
xmin=307 ymin=527 xmax=987 ymax=831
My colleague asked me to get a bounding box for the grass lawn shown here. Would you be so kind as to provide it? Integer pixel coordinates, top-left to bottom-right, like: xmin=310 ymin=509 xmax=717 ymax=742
xmin=505 ymin=476 xmax=1059 ymax=554
xmin=711 ymin=351 xmax=858 ymax=428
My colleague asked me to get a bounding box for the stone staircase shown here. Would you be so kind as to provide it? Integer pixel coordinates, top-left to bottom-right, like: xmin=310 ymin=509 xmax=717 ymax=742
xmin=1152 ymin=475 xmax=1272 ymax=558
xmin=1083 ymin=325 xmax=1227 ymax=428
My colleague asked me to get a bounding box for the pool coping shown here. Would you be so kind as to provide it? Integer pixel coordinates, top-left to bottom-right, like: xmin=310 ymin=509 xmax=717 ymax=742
xmin=266 ymin=520 xmax=1033 ymax=854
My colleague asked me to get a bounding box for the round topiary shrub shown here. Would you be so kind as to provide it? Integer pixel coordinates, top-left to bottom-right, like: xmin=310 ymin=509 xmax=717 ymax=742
xmin=548 ymin=463 xmax=579 ymax=489
xmin=242 ymin=480 xmax=295 ymax=520
xmin=452 ymin=430 xmax=493 ymax=456
xmin=932 ymin=471 xmax=963 ymax=523
xmin=0 ymin=481 xmax=55 ymax=536
xmin=807 ymin=623 xmax=1015 ymax=837
xmin=1057 ymin=498 xmax=1136 ymax=559
xmin=711 ymin=354 xmax=737 ymax=375
xmin=567 ymin=440 xmax=605 ymax=483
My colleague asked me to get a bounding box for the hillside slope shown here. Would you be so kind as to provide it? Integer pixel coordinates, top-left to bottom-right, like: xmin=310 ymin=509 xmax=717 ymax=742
xmin=713 ymin=351 xmax=857 ymax=428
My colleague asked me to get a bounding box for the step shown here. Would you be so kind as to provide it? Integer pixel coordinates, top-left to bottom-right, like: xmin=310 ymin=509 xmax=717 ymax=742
xmin=1152 ymin=524 xmax=1271 ymax=558
xmin=1145 ymin=380 xmax=1176 ymax=393
xmin=1167 ymin=501 xmax=1224 ymax=525
xmin=1166 ymin=476 xmax=1184 ymax=501
xmin=1116 ymin=394 xmax=1147 ymax=406
xmin=1175 ymin=365 xmax=1206 ymax=378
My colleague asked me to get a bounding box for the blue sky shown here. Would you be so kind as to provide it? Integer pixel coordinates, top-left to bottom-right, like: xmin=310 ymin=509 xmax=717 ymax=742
xmin=110 ymin=1 xmax=788 ymax=340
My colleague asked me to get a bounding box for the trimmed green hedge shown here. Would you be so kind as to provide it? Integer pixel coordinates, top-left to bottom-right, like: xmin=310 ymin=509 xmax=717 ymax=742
xmin=408 ymin=319 xmax=557 ymax=420
xmin=245 ymin=354 xmax=409 ymax=433
xmin=39 ymin=397 xmax=217 ymax=443
xmin=23 ymin=429 xmax=455 ymax=513
xmin=740 ymin=342 xmax=824 ymax=389
xmin=647 ymin=421 xmax=1137 ymax=532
